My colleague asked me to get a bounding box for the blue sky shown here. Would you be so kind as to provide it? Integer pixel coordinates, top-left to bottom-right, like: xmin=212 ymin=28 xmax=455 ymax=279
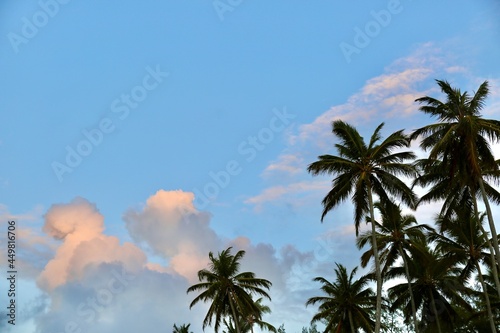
xmin=1 ymin=1 xmax=500 ymax=332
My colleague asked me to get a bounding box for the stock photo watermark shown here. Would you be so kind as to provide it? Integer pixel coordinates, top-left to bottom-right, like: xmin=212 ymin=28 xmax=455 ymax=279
xmin=4 ymin=220 xmax=17 ymax=326
xmin=7 ymin=0 xmax=72 ymax=53
xmin=339 ymin=0 xmax=409 ymax=63
xmin=192 ymin=107 xmax=296 ymax=209
xmin=51 ymin=65 xmax=169 ymax=182
xmin=212 ymin=0 xmax=244 ymax=21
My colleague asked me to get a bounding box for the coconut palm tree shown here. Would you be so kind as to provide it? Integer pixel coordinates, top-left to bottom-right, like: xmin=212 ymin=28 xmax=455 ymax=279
xmin=410 ymin=79 xmax=500 ymax=271
xmin=430 ymin=205 xmax=498 ymax=333
xmin=357 ymin=201 xmax=431 ymax=332
xmin=306 ymin=263 xmax=377 ymax=333
xmin=244 ymin=297 xmax=276 ymax=333
xmin=308 ymin=120 xmax=418 ymax=333
xmin=187 ymin=247 xmax=272 ymax=333
xmin=173 ymin=324 xmax=193 ymax=333
xmin=223 ymin=318 xmax=251 ymax=333
xmin=387 ymin=242 xmax=473 ymax=333
xmin=413 ymin=156 xmax=500 ymax=297
xmin=223 ymin=298 xmax=276 ymax=333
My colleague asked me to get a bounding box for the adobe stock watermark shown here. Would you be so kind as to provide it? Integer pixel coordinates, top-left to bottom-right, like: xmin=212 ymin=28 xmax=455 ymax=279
xmin=56 ymin=267 xmax=135 ymax=333
xmin=51 ymin=65 xmax=169 ymax=182
xmin=193 ymin=107 xmax=296 ymax=209
xmin=212 ymin=0 xmax=244 ymax=21
xmin=7 ymin=0 xmax=72 ymax=54
xmin=339 ymin=0 xmax=409 ymax=63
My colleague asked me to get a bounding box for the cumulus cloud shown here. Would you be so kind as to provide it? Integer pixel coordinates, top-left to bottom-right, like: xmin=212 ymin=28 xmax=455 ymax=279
xmin=27 ymin=191 xmax=340 ymax=333
xmin=38 ymin=197 xmax=146 ymax=291
xmin=124 ymin=190 xmax=220 ymax=282
xmin=34 ymin=262 xmax=202 ymax=333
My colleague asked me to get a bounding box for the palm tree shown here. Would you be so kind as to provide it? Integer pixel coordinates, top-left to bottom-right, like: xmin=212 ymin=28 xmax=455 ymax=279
xmin=410 ymin=79 xmax=500 ymax=271
xmin=387 ymin=242 xmax=473 ymax=333
xmin=430 ymin=205 xmax=498 ymax=333
xmin=244 ymin=298 xmax=276 ymax=333
xmin=223 ymin=298 xmax=276 ymax=333
xmin=413 ymin=156 xmax=500 ymax=297
xmin=308 ymin=120 xmax=418 ymax=333
xmin=223 ymin=318 xmax=251 ymax=333
xmin=306 ymin=263 xmax=376 ymax=333
xmin=357 ymin=201 xmax=431 ymax=332
xmin=173 ymin=324 xmax=193 ymax=333
xmin=483 ymin=267 xmax=500 ymax=325
xmin=187 ymin=247 xmax=272 ymax=333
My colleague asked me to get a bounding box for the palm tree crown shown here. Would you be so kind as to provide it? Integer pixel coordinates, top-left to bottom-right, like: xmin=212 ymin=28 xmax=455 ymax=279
xmin=306 ymin=263 xmax=376 ymax=333
xmin=410 ymin=80 xmax=500 ymax=182
xmin=308 ymin=120 xmax=417 ymax=233
xmin=187 ymin=247 xmax=272 ymax=333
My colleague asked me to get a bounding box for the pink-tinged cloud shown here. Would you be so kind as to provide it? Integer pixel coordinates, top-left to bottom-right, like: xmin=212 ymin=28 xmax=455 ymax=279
xmin=124 ymin=190 xmax=220 ymax=282
xmin=252 ymin=43 xmax=471 ymax=211
xmin=38 ymin=197 xmax=146 ymax=291
xmin=263 ymin=154 xmax=304 ymax=177
xmin=445 ymin=66 xmax=467 ymax=74
xmin=244 ymin=180 xmax=330 ymax=212
xmin=286 ymin=43 xmax=448 ymax=151
xmin=361 ymin=68 xmax=432 ymax=98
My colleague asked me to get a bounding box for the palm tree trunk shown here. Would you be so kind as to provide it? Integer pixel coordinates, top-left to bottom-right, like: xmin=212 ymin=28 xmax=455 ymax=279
xmin=348 ymin=311 xmax=356 ymax=333
xmin=476 ymin=262 xmax=497 ymax=333
xmin=473 ymin=195 xmax=500 ymax=298
xmin=398 ymin=244 xmax=419 ymax=333
xmin=367 ymin=186 xmax=382 ymax=333
xmin=335 ymin=320 xmax=342 ymax=333
xmin=229 ymin=294 xmax=241 ymax=333
xmin=479 ymin=179 xmax=500 ymax=266
xmin=429 ymin=291 xmax=442 ymax=333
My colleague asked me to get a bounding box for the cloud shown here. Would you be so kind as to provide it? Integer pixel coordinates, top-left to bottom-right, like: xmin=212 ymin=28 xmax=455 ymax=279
xmin=290 ymin=46 xmax=440 ymax=151
xmin=37 ymin=197 xmax=146 ymax=291
xmin=263 ymin=154 xmax=304 ymax=177
xmin=246 ymin=42 xmax=491 ymax=211
xmin=34 ymin=262 xmax=202 ymax=333
xmin=244 ymin=180 xmax=330 ymax=212
xmin=124 ymin=190 xmax=220 ymax=283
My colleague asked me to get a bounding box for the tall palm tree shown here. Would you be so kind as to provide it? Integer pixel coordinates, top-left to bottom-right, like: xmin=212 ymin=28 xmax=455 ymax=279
xmin=306 ymin=263 xmax=377 ymax=333
xmin=387 ymin=242 xmax=473 ymax=333
xmin=308 ymin=120 xmax=418 ymax=333
xmin=410 ymin=79 xmax=500 ymax=270
xmin=187 ymin=247 xmax=272 ymax=333
xmin=357 ymin=201 xmax=431 ymax=332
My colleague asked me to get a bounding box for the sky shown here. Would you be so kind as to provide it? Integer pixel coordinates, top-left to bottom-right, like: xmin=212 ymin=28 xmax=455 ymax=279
xmin=1 ymin=1 xmax=500 ymax=332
